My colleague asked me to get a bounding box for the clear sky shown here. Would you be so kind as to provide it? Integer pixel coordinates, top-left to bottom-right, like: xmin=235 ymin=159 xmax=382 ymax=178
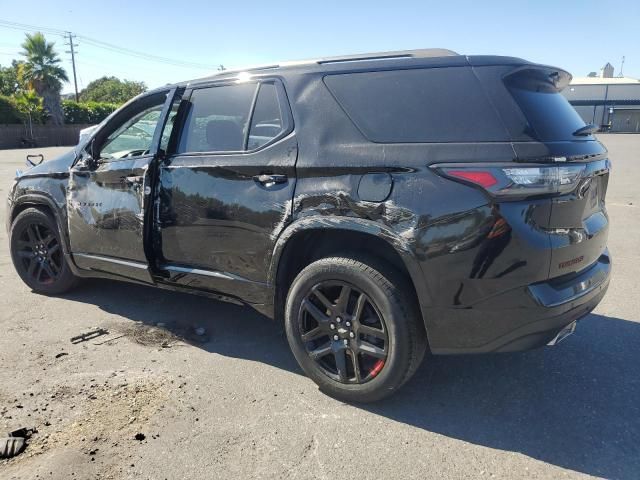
xmin=1 ymin=0 xmax=639 ymax=95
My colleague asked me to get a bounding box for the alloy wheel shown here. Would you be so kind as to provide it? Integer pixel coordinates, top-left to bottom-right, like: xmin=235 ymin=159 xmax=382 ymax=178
xmin=298 ymin=281 xmax=389 ymax=384
xmin=14 ymin=222 xmax=62 ymax=285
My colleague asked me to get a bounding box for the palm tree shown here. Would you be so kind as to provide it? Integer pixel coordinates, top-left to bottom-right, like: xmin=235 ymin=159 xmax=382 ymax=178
xmin=20 ymin=32 xmax=68 ymax=125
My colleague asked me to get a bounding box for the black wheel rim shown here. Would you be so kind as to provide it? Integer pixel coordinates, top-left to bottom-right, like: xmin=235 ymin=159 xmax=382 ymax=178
xmin=15 ymin=222 xmax=62 ymax=285
xmin=298 ymin=281 xmax=389 ymax=384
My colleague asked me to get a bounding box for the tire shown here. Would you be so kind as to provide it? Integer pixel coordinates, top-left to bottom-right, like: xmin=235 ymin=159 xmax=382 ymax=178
xmin=284 ymin=255 xmax=427 ymax=402
xmin=10 ymin=208 xmax=78 ymax=295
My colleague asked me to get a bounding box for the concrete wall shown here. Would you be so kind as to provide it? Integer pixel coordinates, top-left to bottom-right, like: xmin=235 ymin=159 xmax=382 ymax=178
xmin=0 ymin=124 xmax=94 ymax=149
xmin=564 ymin=84 xmax=608 ymax=102
xmin=564 ymin=83 xmax=640 ymax=102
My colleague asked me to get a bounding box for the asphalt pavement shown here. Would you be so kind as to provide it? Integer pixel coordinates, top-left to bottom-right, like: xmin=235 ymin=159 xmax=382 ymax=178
xmin=0 ymin=134 xmax=638 ymax=479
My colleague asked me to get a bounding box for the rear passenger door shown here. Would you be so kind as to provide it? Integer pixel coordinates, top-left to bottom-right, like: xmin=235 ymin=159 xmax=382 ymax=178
xmin=157 ymin=79 xmax=297 ymax=303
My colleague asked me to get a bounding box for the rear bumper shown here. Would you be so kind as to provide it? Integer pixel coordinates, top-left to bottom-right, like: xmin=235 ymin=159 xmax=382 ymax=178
xmin=427 ymin=250 xmax=611 ymax=354
xmin=528 ymin=251 xmax=610 ymax=308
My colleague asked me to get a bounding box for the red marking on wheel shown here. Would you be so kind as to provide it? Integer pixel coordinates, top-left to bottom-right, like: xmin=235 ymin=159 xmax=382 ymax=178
xmin=370 ymin=359 xmax=385 ymax=377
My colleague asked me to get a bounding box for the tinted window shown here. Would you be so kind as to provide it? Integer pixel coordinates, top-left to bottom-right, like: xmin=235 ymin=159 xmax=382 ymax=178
xmin=248 ymin=83 xmax=284 ymax=149
xmin=160 ymin=101 xmax=180 ymax=152
xmin=506 ymin=75 xmax=588 ymax=141
xmin=324 ymin=67 xmax=508 ymax=143
xmin=178 ymin=83 xmax=257 ymax=153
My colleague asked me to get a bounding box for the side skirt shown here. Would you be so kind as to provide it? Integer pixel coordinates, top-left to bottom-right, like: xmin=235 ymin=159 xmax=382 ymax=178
xmin=66 ymin=255 xmax=274 ymax=319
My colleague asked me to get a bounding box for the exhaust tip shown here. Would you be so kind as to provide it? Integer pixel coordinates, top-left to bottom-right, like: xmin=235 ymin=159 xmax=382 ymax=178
xmin=547 ymin=321 xmax=577 ymax=346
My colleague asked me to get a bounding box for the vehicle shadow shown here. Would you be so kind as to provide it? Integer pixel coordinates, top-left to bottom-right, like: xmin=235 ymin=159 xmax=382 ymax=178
xmin=369 ymin=314 xmax=640 ymax=480
xmin=62 ymin=279 xmax=639 ymax=480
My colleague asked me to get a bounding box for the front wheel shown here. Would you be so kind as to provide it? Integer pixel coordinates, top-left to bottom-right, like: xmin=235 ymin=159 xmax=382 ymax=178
xmin=284 ymin=255 xmax=426 ymax=402
xmin=10 ymin=208 xmax=78 ymax=295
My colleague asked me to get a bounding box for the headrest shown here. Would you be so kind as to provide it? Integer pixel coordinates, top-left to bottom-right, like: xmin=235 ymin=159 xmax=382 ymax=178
xmin=205 ymin=119 xmax=244 ymax=151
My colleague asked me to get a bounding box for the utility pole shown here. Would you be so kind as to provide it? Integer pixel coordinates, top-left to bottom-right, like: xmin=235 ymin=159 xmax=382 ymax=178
xmin=65 ymin=32 xmax=79 ymax=101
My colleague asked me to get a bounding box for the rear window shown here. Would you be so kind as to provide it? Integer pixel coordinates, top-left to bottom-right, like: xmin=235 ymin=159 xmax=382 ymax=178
xmin=323 ymin=67 xmax=508 ymax=143
xmin=505 ymin=69 xmax=588 ymax=141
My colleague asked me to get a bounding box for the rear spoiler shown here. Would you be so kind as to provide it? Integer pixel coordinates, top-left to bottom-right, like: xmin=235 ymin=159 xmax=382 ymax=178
xmin=503 ymin=65 xmax=573 ymax=92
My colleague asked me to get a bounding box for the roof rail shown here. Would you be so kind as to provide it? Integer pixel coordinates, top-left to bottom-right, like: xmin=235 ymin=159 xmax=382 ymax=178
xmin=313 ymin=48 xmax=459 ymax=65
xmin=243 ymin=64 xmax=280 ymax=72
xmin=206 ymin=48 xmax=459 ymax=78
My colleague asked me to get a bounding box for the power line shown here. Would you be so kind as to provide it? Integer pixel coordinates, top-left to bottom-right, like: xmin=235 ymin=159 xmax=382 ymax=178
xmin=77 ymin=36 xmax=216 ymax=69
xmin=0 ymin=18 xmax=217 ymax=70
xmin=0 ymin=19 xmax=66 ymax=37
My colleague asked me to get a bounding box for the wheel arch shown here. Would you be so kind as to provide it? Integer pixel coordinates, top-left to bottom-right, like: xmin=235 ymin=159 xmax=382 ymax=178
xmin=270 ymin=217 xmax=433 ymax=342
xmin=10 ymin=193 xmax=71 ymax=256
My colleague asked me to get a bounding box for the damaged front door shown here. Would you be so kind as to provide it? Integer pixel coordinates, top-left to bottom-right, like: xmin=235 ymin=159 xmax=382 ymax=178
xmin=67 ymin=89 xmax=178 ymax=283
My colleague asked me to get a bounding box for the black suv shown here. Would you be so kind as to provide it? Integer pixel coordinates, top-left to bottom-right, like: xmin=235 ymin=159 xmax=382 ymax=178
xmin=6 ymin=49 xmax=611 ymax=402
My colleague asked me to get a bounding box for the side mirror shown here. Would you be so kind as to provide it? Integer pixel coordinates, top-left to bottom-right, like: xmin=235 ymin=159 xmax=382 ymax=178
xmin=84 ymin=140 xmax=103 ymax=169
xmin=74 ymin=141 xmax=99 ymax=171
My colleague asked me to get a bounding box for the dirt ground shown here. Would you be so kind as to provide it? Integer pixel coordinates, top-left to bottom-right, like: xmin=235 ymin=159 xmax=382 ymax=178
xmin=0 ymin=135 xmax=639 ymax=479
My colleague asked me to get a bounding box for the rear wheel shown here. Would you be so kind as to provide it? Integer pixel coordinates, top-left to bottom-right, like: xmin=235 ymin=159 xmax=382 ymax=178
xmin=285 ymin=255 xmax=426 ymax=402
xmin=10 ymin=208 xmax=78 ymax=295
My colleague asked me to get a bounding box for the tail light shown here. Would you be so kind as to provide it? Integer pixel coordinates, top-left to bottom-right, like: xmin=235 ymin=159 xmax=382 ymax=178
xmin=437 ymin=164 xmax=586 ymax=198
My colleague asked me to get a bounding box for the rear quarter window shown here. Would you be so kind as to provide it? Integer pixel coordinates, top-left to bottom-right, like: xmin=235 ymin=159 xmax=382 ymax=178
xmin=323 ymin=67 xmax=508 ymax=143
xmin=504 ymin=68 xmax=588 ymax=142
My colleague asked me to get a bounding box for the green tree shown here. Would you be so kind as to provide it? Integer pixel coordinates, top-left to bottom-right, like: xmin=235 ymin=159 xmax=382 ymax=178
xmin=20 ymin=32 xmax=68 ymax=125
xmin=0 ymin=60 xmax=25 ymax=96
xmin=14 ymin=90 xmax=44 ymax=138
xmin=79 ymin=76 xmax=147 ymax=104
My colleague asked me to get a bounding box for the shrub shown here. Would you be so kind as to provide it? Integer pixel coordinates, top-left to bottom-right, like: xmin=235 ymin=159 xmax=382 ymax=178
xmin=1 ymin=97 xmax=118 ymax=125
xmin=0 ymin=94 xmax=47 ymax=125
xmin=0 ymin=95 xmax=23 ymax=124
xmin=62 ymin=100 xmax=118 ymax=124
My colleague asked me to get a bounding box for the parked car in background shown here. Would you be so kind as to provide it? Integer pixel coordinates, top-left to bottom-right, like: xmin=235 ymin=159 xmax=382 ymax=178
xmin=6 ymin=49 xmax=611 ymax=401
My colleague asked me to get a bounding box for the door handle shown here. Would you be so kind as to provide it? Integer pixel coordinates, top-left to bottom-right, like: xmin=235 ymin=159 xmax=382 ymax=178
xmin=124 ymin=175 xmax=144 ymax=185
xmin=253 ymin=174 xmax=287 ymax=186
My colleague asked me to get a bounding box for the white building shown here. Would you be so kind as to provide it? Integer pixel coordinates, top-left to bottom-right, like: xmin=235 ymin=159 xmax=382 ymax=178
xmin=562 ymin=64 xmax=640 ymax=133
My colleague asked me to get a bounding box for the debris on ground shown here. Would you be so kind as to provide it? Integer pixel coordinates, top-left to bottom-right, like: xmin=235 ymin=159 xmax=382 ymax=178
xmin=134 ymin=433 xmax=145 ymax=441
xmin=123 ymin=324 xmax=181 ymax=348
xmin=55 ymin=352 xmax=68 ymax=359
xmin=70 ymin=328 xmax=109 ymax=344
xmin=93 ymin=334 xmax=126 ymax=346
xmin=0 ymin=437 xmax=25 ymax=459
xmin=0 ymin=428 xmax=37 ymax=459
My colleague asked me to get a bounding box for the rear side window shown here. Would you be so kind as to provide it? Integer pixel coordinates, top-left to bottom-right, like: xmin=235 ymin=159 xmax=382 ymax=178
xmin=505 ymin=69 xmax=587 ymax=141
xmin=248 ymin=82 xmax=285 ymax=150
xmin=324 ymin=67 xmax=508 ymax=143
xmin=177 ymin=83 xmax=256 ymax=153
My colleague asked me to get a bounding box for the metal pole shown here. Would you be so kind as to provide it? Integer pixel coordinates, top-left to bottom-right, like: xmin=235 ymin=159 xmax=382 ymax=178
xmin=601 ymin=84 xmax=609 ymax=128
xmin=66 ymin=32 xmax=79 ymax=102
